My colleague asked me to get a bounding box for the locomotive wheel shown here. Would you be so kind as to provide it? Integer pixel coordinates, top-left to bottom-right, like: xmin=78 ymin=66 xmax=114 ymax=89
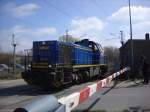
xmin=75 ymin=74 xmax=80 ymax=84
xmin=25 ymin=78 xmax=33 ymax=85
xmin=83 ymin=71 xmax=90 ymax=82
xmin=51 ymin=80 xmax=62 ymax=89
xmin=44 ymin=79 xmax=62 ymax=90
xmin=75 ymin=72 xmax=86 ymax=84
xmin=72 ymin=73 xmax=77 ymax=84
xmin=44 ymin=72 xmax=62 ymax=89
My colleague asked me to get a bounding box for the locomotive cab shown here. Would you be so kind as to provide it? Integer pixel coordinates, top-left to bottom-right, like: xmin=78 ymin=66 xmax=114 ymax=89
xmin=75 ymin=39 xmax=107 ymax=64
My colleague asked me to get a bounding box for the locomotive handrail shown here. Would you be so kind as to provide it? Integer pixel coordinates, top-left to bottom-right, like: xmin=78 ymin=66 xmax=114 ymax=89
xmin=14 ymin=67 xmax=130 ymax=112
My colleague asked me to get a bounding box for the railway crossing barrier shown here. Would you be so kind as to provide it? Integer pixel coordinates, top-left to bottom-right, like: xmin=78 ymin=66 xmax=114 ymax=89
xmin=14 ymin=67 xmax=130 ymax=112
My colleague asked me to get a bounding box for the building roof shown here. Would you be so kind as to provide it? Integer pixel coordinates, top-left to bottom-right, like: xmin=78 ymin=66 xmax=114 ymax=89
xmin=120 ymin=38 xmax=150 ymax=50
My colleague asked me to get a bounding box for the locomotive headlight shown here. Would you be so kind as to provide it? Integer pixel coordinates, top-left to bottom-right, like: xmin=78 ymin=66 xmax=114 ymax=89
xmin=48 ymin=65 xmax=52 ymax=68
xmin=28 ymin=64 xmax=31 ymax=68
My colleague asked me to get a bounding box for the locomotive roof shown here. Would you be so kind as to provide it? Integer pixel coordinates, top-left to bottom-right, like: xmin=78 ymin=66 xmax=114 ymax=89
xmin=33 ymin=40 xmax=92 ymax=50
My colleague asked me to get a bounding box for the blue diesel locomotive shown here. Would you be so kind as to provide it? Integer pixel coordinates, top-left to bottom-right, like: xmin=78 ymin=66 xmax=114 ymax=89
xmin=22 ymin=39 xmax=108 ymax=88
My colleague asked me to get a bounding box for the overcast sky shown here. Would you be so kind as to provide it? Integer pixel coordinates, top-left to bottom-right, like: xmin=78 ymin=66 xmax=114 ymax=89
xmin=0 ymin=0 xmax=150 ymax=52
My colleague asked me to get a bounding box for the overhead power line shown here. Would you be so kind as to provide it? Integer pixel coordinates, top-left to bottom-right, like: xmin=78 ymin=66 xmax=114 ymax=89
xmin=44 ymin=0 xmax=73 ymax=19
xmin=90 ymin=0 xmax=107 ymax=17
xmin=65 ymin=0 xmax=90 ymax=17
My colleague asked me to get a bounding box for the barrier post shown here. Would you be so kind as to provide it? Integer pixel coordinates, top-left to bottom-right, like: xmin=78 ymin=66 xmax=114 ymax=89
xmin=14 ymin=95 xmax=66 ymax=112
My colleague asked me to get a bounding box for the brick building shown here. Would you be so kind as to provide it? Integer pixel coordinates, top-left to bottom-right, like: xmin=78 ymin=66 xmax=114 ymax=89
xmin=120 ymin=33 xmax=150 ymax=75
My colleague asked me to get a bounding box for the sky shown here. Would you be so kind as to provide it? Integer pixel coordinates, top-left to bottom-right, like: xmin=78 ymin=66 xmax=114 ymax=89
xmin=0 ymin=0 xmax=150 ymax=52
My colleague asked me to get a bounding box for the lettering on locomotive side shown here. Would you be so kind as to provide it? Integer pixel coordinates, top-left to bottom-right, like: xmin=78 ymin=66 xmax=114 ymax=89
xmin=39 ymin=46 xmax=49 ymax=50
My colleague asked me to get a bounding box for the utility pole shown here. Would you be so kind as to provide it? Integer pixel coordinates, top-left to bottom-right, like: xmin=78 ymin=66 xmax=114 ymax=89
xmin=109 ymin=32 xmax=124 ymax=45
xmin=120 ymin=31 xmax=124 ymax=46
xmin=128 ymin=0 xmax=134 ymax=76
xmin=66 ymin=29 xmax=69 ymax=42
xmin=24 ymin=49 xmax=31 ymax=70
xmin=11 ymin=34 xmax=17 ymax=74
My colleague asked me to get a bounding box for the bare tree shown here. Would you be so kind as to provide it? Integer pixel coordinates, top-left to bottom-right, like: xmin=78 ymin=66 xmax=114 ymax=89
xmin=0 ymin=45 xmax=2 ymax=53
xmin=104 ymin=46 xmax=120 ymax=70
xmin=58 ymin=35 xmax=80 ymax=42
xmin=0 ymin=53 xmax=11 ymax=65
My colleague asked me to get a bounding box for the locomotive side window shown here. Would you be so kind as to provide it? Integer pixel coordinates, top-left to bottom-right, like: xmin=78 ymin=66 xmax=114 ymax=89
xmin=89 ymin=44 xmax=92 ymax=48
xmin=94 ymin=45 xmax=98 ymax=51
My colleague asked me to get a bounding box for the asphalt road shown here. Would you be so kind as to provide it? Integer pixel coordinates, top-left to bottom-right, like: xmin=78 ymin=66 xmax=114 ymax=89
xmin=74 ymin=80 xmax=150 ymax=112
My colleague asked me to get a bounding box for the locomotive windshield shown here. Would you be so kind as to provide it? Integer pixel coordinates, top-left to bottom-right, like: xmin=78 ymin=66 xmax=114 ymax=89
xmin=96 ymin=43 xmax=104 ymax=53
